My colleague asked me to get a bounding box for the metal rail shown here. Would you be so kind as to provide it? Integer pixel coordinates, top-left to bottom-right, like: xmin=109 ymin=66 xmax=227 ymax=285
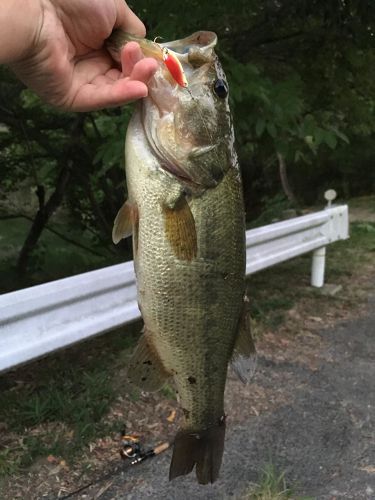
xmin=0 ymin=204 xmax=348 ymax=373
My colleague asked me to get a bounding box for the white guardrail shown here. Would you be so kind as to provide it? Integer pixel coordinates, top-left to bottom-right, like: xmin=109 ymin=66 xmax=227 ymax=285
xmin=0 ymin=204 xmax=348 ymax=374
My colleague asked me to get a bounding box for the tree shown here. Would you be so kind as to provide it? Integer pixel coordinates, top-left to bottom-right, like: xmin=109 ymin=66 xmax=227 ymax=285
xmin=1 ymin=0 xmax=374 ymax=282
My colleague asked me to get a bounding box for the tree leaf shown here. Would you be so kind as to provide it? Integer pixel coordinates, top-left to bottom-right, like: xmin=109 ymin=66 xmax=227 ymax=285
xmin=255 ymin=118 xmax=266 ymax=137
xmin=267 ymin=123 xmax=277 ymax=138
xmin=324 ymin=132 xmax=338 ymax=149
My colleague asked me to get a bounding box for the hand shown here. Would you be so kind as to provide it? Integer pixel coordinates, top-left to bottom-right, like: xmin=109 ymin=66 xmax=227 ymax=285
xmin=7 ymin=0 xmax=158 ymax=111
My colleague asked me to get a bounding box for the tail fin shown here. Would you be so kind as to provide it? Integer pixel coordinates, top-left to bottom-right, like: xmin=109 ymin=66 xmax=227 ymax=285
xmin=169 ymin=420 xmax=226 ymax=484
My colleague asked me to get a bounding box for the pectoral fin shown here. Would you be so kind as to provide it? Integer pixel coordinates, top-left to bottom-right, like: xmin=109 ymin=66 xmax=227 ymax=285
xmin=127 ymin=330 xmax=170 ymax=392
xmin=112 ymin=201 xmax=138 ymax=244
xmin=231 ymin=294 xmax=257 ymax=384
xmin=163 ymin=196 xmax=197 ymax=261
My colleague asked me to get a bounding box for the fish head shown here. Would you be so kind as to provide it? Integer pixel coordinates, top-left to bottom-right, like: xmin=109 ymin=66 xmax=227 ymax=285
xmin=142 ymin=31 xmax=233 ymax=188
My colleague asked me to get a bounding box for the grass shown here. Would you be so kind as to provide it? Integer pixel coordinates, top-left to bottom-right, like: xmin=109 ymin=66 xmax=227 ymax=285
xmin=160 ymin=383 xmax=177 ymax=400
xmin=248 ymin=219 xmax=375 ymax=337
xmin=247 ymin=253 xmax=311 ymax=331
xmin=0 ymin=321 xmax=141 ymax=477
xmin=248 ymin=464 xmax=293 ymax=499
xmin=0 ymin=449 xmax=20 ymax=477
xmin=0 ymin=364 xmax=117 ymax=473
xmin=242 ymin=463 xmax=314 ymax=500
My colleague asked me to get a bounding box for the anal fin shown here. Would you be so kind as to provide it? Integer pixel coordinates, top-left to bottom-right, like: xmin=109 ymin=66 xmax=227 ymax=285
xmin=231 ymin=294 xmax=257 ymax=384
xmin=112 ymin=200 xmax=138 ymax=244
xmin=127 ymin=331 xmax=170 ymax=392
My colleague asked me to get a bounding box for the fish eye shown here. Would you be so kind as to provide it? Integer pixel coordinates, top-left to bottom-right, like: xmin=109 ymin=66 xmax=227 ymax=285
xmin=213 ymin=79 xmax=228 ymax=98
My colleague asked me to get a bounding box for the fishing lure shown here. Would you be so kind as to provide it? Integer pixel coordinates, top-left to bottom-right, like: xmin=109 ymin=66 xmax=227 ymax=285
xmin=162 ymin=47 xmax=188 ymax=88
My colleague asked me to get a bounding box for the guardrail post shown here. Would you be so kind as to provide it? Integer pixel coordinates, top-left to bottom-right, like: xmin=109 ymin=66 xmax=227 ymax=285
xmin=311 ymin=246 xmax=326 ymax=287
xmin=310 ymin=189 xmax=337 ymax=288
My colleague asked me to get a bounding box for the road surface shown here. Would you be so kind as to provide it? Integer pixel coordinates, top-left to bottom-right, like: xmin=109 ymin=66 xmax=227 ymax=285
xmin=79 ymin=292 xmax=375 ymax=500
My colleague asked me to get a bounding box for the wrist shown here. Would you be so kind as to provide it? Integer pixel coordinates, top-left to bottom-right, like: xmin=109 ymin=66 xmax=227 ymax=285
xmin=0 ymin=0 xmax=43 ymax=64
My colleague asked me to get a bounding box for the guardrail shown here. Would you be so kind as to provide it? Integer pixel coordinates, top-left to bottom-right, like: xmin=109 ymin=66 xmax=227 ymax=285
xmin=0 ymin=204 xmax=348 ymax=374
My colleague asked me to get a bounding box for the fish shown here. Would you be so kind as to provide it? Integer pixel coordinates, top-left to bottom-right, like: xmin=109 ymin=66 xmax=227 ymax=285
xmin=107 ymin=30 xmax=256 ymax=484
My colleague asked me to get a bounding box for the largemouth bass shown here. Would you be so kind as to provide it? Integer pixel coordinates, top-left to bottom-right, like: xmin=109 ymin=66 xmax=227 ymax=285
xmin=108 ymin=30 xmax=255 ymax=484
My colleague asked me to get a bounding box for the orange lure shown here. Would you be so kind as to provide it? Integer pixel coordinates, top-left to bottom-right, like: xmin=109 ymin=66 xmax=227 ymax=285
xmin=162 ymin=47 xmax=188 ymax=88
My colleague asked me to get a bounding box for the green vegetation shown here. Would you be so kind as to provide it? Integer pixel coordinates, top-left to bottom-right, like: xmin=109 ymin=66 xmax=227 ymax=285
xmin=0 ymin=322 xmax=141 ymax=476
xmin=248 ymin=197 xmax=375 ymax=335
xmin=160 ymin=383 xmax=177 ymax=400
xmin=0 ymin=217 xmax=110 ymax=293
xmin=0 ymin=449 xmax=20 ymax=477
xmin=242 ymin=463 xmax=314 ymax=499
xmin=1 ymin=0 xmax=374 ymax=288
xmin=248 ymin=464 xmax=294 ymax=499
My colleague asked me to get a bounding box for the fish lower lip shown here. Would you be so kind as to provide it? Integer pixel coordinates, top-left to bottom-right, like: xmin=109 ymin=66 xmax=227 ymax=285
xmin=162 ymin=162 xmax=188 ymax=178
xmin=161 ymin=162 xmax=197 ymax=185
xmin=189 ymin=145 xmax=217 ymax=157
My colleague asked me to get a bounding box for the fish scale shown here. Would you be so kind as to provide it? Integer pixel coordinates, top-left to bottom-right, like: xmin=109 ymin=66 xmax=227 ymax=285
xmin=109 ymin=30 xmax=256 ymax=484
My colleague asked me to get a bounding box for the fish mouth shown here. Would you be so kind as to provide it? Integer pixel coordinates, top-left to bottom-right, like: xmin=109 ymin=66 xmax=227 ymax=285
xmin=160 ymin=31 xmax=218 ymax=65
xmin=160 ymin=163 xmax=197 ymax=185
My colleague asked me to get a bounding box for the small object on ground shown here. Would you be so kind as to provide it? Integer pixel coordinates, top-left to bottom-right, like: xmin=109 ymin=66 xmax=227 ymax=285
xmin=119 ymin=428 xmax=170 ymax=466
xmin=119 ymin=430 xmax=142 ymax=460
xmin=166 ymin=410 xmax=177 ymax=422
xmin=60 ymin=432 xmax=170 ymax=499
xmin=128 ymin=441 xmax=171 ymax=466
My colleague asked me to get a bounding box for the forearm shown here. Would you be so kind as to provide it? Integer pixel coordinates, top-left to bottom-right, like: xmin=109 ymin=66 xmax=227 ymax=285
xmin=0 ymin=0 xmax=42 ymax=64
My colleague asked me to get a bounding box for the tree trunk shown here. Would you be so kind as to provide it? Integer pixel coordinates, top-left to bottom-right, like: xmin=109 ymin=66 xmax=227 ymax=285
xmin=17 ymin=162 xmax=72 ymax=275
xmin=16 ymin=116 xmax=86 ymax=276
xmin=277 ymin=152 xmax=298 ymax=205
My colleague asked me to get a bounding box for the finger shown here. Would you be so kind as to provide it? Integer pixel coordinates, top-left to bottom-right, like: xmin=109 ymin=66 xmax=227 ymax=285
xmin=69 ymin=79 xmax=149 ymax=112
xmin=128 ymin=58 xmax=159 ymax=84
xmin=114 ymin=0 xmax=146 ymax=37
xmin=121 ymin=42 xmax=143 ymax=78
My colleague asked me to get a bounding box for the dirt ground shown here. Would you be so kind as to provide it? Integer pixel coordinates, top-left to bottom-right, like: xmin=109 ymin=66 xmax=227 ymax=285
xmin=1 ymin=203 xmax=374 ymax=499
xmin=83 ymin=290 xmax=375 ymax=500
xmin=33 ymin=279 xmax=374 ymax=500
xmin=38 ymin=279 xmax=372 ymax=500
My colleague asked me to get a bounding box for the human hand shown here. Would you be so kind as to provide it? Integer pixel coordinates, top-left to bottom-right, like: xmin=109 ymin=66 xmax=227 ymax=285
xmin=5 ymin=0 xmax=158 ymax=111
